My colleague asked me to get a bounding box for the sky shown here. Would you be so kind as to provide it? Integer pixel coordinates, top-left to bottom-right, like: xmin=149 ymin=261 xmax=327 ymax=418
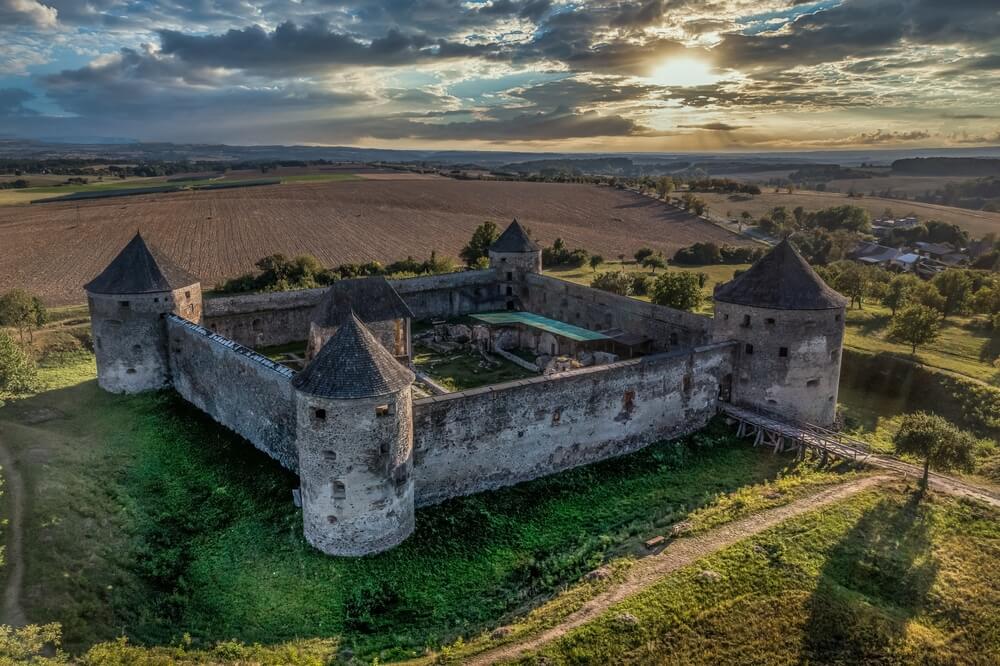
xmin=1 ymin=0 xmax=999 ymax=151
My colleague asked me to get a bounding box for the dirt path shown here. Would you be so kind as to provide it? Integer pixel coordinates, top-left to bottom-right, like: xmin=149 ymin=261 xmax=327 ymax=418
xmin=0 ymin=435 xmax=27 ymax=627
xmin=466 ymin=475 xmax=890 ymax=665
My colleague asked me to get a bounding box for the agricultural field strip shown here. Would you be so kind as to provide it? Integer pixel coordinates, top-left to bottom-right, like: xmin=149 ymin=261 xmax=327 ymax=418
xmin=0 ymin=180 xmax=748 ymax=305
xmin=462 ymin=475 xmax=890 ymax=666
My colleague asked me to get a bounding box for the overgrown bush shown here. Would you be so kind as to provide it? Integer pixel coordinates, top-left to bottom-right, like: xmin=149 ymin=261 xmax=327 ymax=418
xmin=542 ymin=238 xmax=589 ymax=268
xmin=590 ymin=271 xmax=634 ymax=296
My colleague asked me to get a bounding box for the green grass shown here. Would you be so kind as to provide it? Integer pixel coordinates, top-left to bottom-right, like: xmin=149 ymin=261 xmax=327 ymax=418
xmin=278 ymin=174 xmax=361 ymax=184
xmin=256 ymin=340 xmax=308 ymax=361
xmin=843 ymin=303 xmax=999 ymax=385
xmin=514 ymin=484 xmax=1000 ymax=665
xmin=0 ymin=352 xmax=855 ymax=660
xmin=413 ymin=343 xmax=536 ymax=390
xmin=543 ymin=261 xmax=749 ymax=315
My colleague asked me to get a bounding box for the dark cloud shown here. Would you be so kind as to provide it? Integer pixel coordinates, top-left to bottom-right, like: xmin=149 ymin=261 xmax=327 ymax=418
xmin=678 ymin=122 xmax=744 ymax=131
xmin=157 ymin=19 xmax=502 ymax=73
xmin=0 ymin=88 xmax=40 ymax=116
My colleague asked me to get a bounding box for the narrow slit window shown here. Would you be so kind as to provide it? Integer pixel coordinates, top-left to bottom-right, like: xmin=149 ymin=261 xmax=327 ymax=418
xmin=741 ymin=314 xmax=751 ymax=327
xmin=332 ymin=480 xmax=346 ymax=499
xmin=745 ymin=344 xmax=754 ymax=355
xmin=779 ymin=347 xmax=788 ymax=358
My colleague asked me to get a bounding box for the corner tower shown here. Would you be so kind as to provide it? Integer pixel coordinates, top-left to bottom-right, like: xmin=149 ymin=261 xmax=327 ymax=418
xmin=489 ymin=219 xmax=541 ymax=308
xmin=712 ymin=240 xmax=847 ymax=427
xmin=292 ymin=313 xmax=416 ymax=556
xmin=85 ymin=233 xmax=202 ymax=394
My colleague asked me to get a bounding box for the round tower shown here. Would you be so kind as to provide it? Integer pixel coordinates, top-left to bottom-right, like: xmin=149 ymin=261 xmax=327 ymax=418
xmin=712 ymin=240 xmax=847 ymax=427
xmin=85 ymin=233 xmax=202 ymax=394
xmin=292 ymin=312 xmax=416 ymax=556
xmin=489 ymin=219 xmax=541 ymax=309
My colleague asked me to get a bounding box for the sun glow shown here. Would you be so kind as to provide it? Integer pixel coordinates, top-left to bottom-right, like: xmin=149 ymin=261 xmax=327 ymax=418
xmin=647 ymin=57 xmax=721 ymax=87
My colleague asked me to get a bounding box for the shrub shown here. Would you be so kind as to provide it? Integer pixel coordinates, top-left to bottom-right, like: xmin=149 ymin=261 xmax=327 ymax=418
xmin=590 ymin=271 xmax=634 ymax=296
xmin=630 ymin=274 xmax=652 ymax=296
xmin=0 ymin=330 xmax=38 ymax=404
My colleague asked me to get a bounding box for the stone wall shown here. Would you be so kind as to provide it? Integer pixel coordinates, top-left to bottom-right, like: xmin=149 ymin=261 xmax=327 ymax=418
xmin=523 ymin=274 xmax=713 ymax=351
xmin=202 ymin=288 xmax=325 ymax=348
xmin=166 ymin=315 xmax=300 ymax=471
xmin=390 ymin=270 xmax=503 ymax=320
xmin=410 ymin=341 xmax=736 ymax=506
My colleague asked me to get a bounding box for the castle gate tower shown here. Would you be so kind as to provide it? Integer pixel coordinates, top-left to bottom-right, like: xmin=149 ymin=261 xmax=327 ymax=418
xmin=489 ymin=219 xmax=541 ymax=309
xmin=292 ymin=312 xmax=416 ymax=556
xmin=85 ymin=233 xmax=202 ymax=394
xmin=712 ymin=240 xmax=847 ymax=427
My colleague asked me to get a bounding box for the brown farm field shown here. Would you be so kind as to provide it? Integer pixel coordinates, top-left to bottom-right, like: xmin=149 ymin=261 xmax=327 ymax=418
xmin=700 ymin=189 xmax=1000 ymax=238
xmin=0 ymin=179 xmax=748 ymax=305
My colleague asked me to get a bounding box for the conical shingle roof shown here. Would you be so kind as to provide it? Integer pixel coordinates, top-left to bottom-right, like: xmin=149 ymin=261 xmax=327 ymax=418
xmin=713 ymin=239 xmax=847 ymax=310
xmin=490 ymin=219 xmax=539 ymax=253
xmin=293 ymin=312 xmax=414 ymax=399
xmin=85 ymin=233 xmax=199 ymax=294
xmin=312 ymin=276 xmax=413 ymax=327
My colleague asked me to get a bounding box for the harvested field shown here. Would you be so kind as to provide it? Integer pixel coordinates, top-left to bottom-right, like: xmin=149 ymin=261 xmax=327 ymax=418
xmin=0 ymin=179 xmax=747 ymax=305
xmin=700 ymin=189 xmax=1000 ymax=238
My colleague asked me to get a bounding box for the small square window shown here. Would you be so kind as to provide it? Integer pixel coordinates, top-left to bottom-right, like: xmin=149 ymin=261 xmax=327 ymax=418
xmin=806 ymin=379 xmax=820 ymax=388
xmin=506 ymin=271 xmax=513 ymax=281
xmin=779 ymin=347 xmax=788 ymax=357
xmin=765 ymin=318 xmax=776 ymax=325
xmin=835 ymin=314 xmax=842 ymax=322
xmin=332 ymin=480 xmax=346 ymax=499
xmin=745 ymin=344 xmax=754 ymax=354
xmin=119 ymin=300 xmax=130 ymax=308
xmin=185 ymin=291 xmax=191 ymax=299
xmin=741 ymin=314 xmax=751 ymax=327
xmin=375 ymin=404 xmax=393 ymax=417
xmin=314 ymin=408 xmax=326 ymax=420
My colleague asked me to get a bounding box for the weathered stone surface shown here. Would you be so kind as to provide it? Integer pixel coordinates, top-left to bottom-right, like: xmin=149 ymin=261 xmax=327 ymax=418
xmin=167 ymin=316 xmax=299 ymax=471
xmin=203 ymin=288 xmax=324 ymax=347
xmin=411 ymin=343 xmax=736 ymax=506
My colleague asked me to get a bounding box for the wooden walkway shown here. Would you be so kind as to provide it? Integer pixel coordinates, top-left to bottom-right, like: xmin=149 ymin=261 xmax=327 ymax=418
xmin=721 ymin=404 xmax=871 ymax=464
xmin=721 ymin=403 xmax=1000 ymax=508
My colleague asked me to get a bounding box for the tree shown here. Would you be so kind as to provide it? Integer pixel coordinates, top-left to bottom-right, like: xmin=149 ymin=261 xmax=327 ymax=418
xmin=931 ymin=270 xmax=973 ymax=318
xmin=888 ymin=304 xmax=941 ymax=354
xmin=656 ymin=176 xmax=674 ymax=199
xmin=0 ymin=330 xmax=38 ymax=404
xmin=459 ymin=221 xmax=500 ymax=266
xmin=832 ymin=263 xmax=878 ymax=309
xmin=893 ymin=411 xmax=977 ymax=487
xmin=739 ymin=210 xmax=752 ymax=231
xmin=0 ymin=289 xmax=46 ymax=343
xmin=641 ymin=254 xmax=666 ymax=273
xmin=589 ymin=254 xmax=604 ymax=272
xmin=911 ymin=280 xmax=946 ymax=313
xmin=634 ymin=247 xmax=655 ymax=264
xmin=690 ymin=198 xmax=707 ymax=216
xmin=882 ymin=274 xmax=921 ymax=315
xmin=650 ymin=272 xmax=702 ymax=311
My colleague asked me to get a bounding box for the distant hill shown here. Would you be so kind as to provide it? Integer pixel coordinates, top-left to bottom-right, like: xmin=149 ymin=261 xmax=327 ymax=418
xmin=892 ymin=157 xmax=1000 ymax=176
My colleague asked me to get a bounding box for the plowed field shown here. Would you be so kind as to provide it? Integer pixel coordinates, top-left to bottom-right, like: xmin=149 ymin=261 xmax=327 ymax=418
xmin=0 ymin=179 xmax=748 ymax=304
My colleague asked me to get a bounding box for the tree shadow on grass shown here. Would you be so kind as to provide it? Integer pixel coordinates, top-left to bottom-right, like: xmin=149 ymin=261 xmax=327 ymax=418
xmin=855 ymin=311 xmax=891 ymax=337
xmin=803 ymin=490 xmax=938 ymax=663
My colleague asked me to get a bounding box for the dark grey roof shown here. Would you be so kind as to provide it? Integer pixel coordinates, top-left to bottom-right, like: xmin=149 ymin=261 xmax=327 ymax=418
xmin=490 ymin=219 xmax=539 ymax=253
xmin=312 ymin=276 xmax=413 ymax=327
xmin=714 ymin=239 xmax=848 ymax=310
xmin=85 ymin=233 xmax=199 ymax=294
xmin=293 ymin=312 xmax=414 ymax=399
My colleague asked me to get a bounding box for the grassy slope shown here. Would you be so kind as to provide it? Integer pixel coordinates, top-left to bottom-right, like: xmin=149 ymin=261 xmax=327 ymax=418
xmin=843 ymin=303 xmax=999 ymax=385
xmin=518 ymin=484 xmax=1000 ymax=665
xmin=0 ymin=353 xmax=857 ymax=661
xmin=413 ymin=344 xmax=535 ymax=390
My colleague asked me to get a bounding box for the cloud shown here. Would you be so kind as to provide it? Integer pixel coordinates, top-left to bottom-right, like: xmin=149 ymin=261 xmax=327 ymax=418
xmin=157 ymin=19 xmax=502 ymax=73
xmin=0 ymin=0 xmax=57 ymax=28
xmin=819 ymin=129 xmax=934 ymax=146
xmin=0 ymin=88 xmax=39 ymax=116
xmin=677 ymin=122 xmax=744 ymax=131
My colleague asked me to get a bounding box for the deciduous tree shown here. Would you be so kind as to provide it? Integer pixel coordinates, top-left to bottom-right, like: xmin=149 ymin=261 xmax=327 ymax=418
xmin=650 ymin=272 xmax=701 ymax=311
xmin=459 ymin=221 xmax=500 ymax=266
xmin=888 ymin=304 xmax=941 ymax=354
xmin=894 ymin=411 xmax=977 ymax=487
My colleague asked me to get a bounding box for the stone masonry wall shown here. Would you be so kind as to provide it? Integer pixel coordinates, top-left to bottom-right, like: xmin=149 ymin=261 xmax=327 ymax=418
xmin=202 ymin=288 xmax=326 ymax=348
xmin=390 ymin=270 xmax=504 ymax=320
xmin=410 ymin=342 xmax=736 ymax=506
xmin=166 ymin=315 xmax=300 ymax=471
xmin=523 ymin=274 xmax=713 ymax=351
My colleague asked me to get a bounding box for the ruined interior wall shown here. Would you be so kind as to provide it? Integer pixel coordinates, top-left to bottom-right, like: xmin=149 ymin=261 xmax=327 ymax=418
xmin=411 ymin=342 xmax=735 ymax=506
xmin=390 ymin=270 xmax=503 ymax=320
xmin=202 ymin=288 xmax=326 ymax=348
xmin=166 ymin=315 xmax=299 ymax=471
xmin=523 ymin=274 xmax=713 ymax=351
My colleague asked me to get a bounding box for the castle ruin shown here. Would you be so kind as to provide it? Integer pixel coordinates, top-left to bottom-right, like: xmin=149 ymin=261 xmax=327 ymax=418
xmin=85 ymin=221 xmax=847 ymax=556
